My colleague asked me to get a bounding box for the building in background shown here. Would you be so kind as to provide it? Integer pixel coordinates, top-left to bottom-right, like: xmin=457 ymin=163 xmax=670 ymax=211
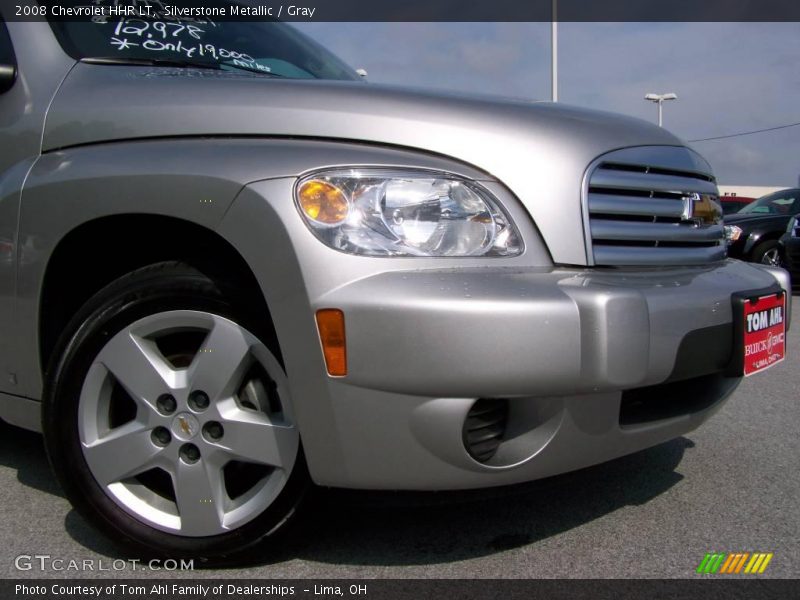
xmin=718 ymin=185 xmax=785 ymax=198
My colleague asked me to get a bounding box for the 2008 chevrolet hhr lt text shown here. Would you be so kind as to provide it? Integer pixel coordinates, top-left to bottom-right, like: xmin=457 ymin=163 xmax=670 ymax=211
xmin=0 ymin=5 xmax=790 ymax=560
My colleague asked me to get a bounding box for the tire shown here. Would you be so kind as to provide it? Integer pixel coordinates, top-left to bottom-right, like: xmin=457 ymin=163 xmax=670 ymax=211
xmin=751 ymin=239 xmax=783 ymax=267
xmin=43 ymin=262 xmax=308 ymax=563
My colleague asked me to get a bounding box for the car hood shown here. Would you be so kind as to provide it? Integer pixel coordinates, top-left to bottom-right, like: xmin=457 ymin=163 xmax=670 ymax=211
xmin=724 ymin=213 xmax=788 ymax=227
xmin=45 ymin=63 xmax=690 ymax=265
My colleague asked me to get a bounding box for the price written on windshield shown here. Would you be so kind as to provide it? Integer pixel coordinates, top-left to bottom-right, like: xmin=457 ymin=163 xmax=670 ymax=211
xmin=114 ymin=19 xmax=207 ymax=41
xmin=107 ymin=19 xmax=273 ymax=73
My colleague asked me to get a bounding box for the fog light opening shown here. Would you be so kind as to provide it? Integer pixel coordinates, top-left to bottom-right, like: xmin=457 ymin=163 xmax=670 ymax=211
xmin=462 ymin=398 xmax=509 ymax=463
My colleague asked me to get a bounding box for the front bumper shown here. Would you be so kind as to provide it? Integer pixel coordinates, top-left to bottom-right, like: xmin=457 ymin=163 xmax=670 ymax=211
xmin=725 ymin=236 xmax=750 ymax=260
xmin=221 ymin=176 xmax=790 ymax=491
xmin=302 ymin=260 xmax=790 ymax=490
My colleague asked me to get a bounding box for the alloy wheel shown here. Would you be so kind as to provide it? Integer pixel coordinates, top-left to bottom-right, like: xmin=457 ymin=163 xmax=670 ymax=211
xmin=760 ymin=248 xmax=783 ymax=267
xmin=77 ymin=310 xmax=299 ymax=537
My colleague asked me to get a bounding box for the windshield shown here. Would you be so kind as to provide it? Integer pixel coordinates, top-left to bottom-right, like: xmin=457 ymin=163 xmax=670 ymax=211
xmin=43 ymin=1 xmax=360 ymax=81
xmin=737 ymin=189 xmax=800 ymax=215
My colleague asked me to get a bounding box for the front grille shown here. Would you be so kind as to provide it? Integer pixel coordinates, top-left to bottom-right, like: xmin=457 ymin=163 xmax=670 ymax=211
xmin=462 ymin=398 xmax=508 ymax=463
xmin=585 ymin=150 xmax=726 ymax=266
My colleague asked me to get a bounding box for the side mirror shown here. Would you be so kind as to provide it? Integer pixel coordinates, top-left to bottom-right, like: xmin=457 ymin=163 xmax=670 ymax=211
xmin=0 ymin=63 xmax=16 ymax=93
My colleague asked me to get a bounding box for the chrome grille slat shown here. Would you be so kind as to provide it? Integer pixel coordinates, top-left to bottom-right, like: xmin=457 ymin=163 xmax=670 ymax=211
xmin=588 ymin=194 xmax=685 ymax=218
xmin=594 ymin=245 xmax=727 ymax=266
xmin=591 ymin=221 xmax=724 ymax=243
xmin=585 ymin=148 xmax=725 ymax=266
xmin=590 ymin=170 xmax=719 ymax=196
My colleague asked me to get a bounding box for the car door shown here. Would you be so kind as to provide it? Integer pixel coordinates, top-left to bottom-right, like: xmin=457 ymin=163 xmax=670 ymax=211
xmin=0 ymin=18 xmax=74 ymax=396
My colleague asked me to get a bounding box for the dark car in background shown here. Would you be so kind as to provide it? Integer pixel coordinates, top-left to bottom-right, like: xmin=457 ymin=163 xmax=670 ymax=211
xmin=724 ymin=188 xmax=800 ymax=266
xmin=720 ymin=196 xmax=755 ymax=215
xmin=779 ymin=215 xmax=800 ymax=287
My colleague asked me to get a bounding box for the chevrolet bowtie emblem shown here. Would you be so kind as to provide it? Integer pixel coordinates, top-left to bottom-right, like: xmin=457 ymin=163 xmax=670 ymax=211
xmin=178 ymin=416 xmax=192 ymax=436
xmin=682 ymin=192 xmax=723 ymax=226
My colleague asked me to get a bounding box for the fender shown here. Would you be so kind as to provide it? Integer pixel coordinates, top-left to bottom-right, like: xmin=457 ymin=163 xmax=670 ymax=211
xmin=743 ymin=229 xmax=782 ymax=257
xmin=15 ymin=137 xmax=503 ymax=398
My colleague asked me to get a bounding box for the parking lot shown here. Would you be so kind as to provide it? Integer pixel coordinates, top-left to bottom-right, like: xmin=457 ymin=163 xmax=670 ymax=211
xmin=1 ymin=296 xmax=797 ymax=580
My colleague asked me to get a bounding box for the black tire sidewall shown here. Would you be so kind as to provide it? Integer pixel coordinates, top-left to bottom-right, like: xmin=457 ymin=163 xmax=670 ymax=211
xmin=42 ymin=264 xmax=308 ymax=562
xmin=752 ymin=239 xmax=781 ymax=265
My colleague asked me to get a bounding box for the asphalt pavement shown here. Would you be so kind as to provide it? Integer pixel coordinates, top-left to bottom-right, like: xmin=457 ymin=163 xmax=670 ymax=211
xmin=1 ymin=296 xmax=798 ymax=579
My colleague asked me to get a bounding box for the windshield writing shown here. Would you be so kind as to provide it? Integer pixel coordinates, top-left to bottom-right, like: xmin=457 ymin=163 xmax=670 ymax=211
xmin=45 ymin=1 xmax=359 ymax=80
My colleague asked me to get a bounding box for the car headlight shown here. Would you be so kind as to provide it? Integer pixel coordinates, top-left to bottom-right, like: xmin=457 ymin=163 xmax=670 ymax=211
xmin=724 ymin=224 xmax=743 ymax=243
xmin=295 ymin=169 xmax=522 ymax=257
xmin=790 ymin=216 xmax=799 ymax=238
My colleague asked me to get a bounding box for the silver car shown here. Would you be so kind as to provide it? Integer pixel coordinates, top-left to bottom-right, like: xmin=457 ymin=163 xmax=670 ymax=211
xmin=0 ymin=7 xmax=790 ymax=561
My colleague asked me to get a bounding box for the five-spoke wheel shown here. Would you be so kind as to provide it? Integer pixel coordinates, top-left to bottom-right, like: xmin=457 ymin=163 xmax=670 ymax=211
xmin=79 ymin=310 xmax=299 ymax=537
xmin=44 ymin=263 xmax=308 ymax=560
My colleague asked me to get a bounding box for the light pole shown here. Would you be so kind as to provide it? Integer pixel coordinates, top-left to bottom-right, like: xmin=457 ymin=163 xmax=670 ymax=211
xmin=551 ymin=0 xmax=558 ymax=102
xmin=644 ymin=92 xmax=677 ymax=127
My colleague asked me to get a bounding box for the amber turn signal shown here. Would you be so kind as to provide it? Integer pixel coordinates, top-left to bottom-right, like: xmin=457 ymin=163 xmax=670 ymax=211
xmin=315 ymin=309 xmax=347 ymax=376
xmin=298 ymin=180 xmax=349 ymax=225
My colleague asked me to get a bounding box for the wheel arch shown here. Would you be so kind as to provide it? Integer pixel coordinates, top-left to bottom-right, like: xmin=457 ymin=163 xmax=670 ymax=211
xmin=39 ymin=214 xmax=276 ymax=381
xmin=745 ymin=231 xmax=784 ymax=259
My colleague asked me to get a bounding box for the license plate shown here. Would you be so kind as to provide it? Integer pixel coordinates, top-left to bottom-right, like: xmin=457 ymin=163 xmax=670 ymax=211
xmin=741 ymin=292 xmax=786 ymax=376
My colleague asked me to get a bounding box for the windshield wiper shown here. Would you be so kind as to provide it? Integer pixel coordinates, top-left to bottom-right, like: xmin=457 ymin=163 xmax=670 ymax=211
xmin=81 ymin=57 xmax=223 ymax=70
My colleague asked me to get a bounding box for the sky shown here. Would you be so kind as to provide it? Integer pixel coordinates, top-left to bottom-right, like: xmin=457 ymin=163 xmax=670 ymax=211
xmin=296 ymin=22 xmax=800 ymax=187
